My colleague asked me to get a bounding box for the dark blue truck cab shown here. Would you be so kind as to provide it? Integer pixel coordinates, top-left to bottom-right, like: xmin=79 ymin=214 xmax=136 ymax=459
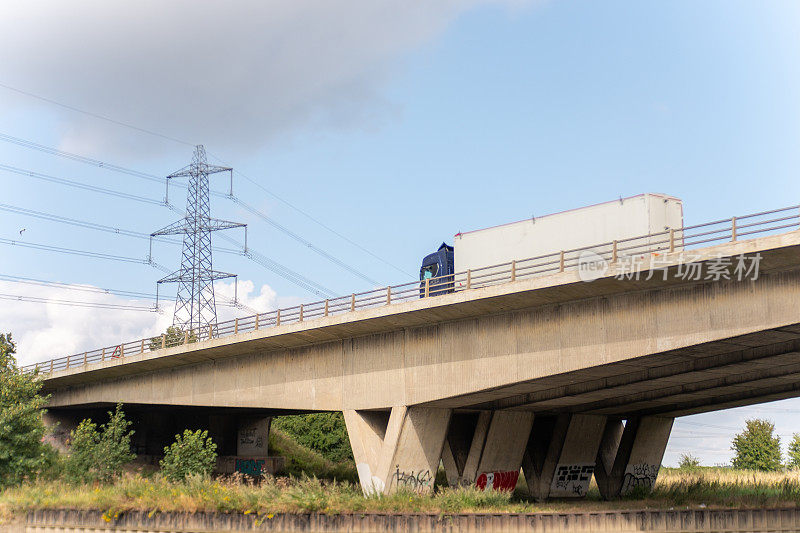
xmin=419 ymin=243 xmax=455 ymax=297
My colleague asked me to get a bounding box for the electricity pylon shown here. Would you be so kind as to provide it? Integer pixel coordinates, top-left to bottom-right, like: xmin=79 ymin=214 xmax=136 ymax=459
xmin=152 ymin=145 xmax=245 ymax=333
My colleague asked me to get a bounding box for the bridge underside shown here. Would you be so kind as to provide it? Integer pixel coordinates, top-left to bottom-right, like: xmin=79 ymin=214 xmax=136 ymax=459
xmin=428 ymin=327 xmax=800 ymax=418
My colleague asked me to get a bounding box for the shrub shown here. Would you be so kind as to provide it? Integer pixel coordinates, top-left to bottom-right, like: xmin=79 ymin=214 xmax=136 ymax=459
xmin=788 ymin=434 xmax=800 ymax=469
xmin=149 ymin=326 xmax=196 ymax=351
xmin=0 ymin=333 xmax=54 ymax=486
xmin=678 ymin=453 xmax=701 ymax=469
xmin=160 ymin=429 xmax=217 ymax=482
xmin=64 ymin=403 xmax=135 ymax=483
xmin=272 ymin=413 xmax=352 ymax=463
xmin=731 ymin=418 xmax=782 ymax=471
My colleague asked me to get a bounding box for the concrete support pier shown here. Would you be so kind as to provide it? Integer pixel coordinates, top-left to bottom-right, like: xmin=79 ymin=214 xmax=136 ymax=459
xmin=595 ymin=416 xmax=674 ymax=499
xmin=523 ymin=414 xmax=607 ymax=500
xmin=345 ymin=406 xmax=451 ymax=494
xmin=442 ymin=411 xmax=533 ymax=491
xmin=41 ymin=411 xmax=80 ymax=453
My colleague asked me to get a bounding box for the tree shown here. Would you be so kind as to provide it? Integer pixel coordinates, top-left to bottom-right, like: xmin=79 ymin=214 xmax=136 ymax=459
xmin=678 ymin=453 xmax=700 ymax=469
xmin=0 ymin=333 xmax=54 ymax=486
xmin=787 ymin=433 xmax=800 ymax=469
xmin=731 ymin=418 xmax=782 ymax=471
xmin=64 ymin=403 xmax=135 ymax=483
xmin=272 ymin=412 xmax=353 ymax=463
xmin=160 ymin=429 xmax=217 ymax=482
xmin=149 ymin=326 xmax=197 ymax=351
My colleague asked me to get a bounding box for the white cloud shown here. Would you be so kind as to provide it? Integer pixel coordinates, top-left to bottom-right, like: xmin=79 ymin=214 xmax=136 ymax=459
xmin=1 ymin=279 xmax=277 ymax=366
xmin=0 ymin=0 xmax=533 ymax=157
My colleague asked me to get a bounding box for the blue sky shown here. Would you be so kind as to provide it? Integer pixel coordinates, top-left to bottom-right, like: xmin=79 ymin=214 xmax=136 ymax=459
xmin=1 ymin=0 xmax=800 ymax=466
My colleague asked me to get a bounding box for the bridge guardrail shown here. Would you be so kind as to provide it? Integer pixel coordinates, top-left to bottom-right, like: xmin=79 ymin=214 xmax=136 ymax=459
xmin=21 ymin=204 xmax=800 ymax=375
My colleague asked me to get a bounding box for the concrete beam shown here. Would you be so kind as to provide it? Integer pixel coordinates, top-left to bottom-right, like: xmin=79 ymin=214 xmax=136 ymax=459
xmin=344 ymin=407 xmax=451 ymax=495
xmin=522 ymin=414 xmax=606 ymax=500
xmin=594 ymin=416 xmax=673 ymax=499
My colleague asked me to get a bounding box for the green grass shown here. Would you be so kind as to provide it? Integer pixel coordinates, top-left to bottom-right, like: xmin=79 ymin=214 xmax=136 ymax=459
xmin=3 ymin=468 xmax=800 ymax=521
xmin=269 ymin=428 xmax=357 ymax=483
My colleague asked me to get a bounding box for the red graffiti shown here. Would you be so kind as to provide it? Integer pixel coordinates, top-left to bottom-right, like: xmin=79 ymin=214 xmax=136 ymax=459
xmin=475 ymin=470 xmax=519 ymax=491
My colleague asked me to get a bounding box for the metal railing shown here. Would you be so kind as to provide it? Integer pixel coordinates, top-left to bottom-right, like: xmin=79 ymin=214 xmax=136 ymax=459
xmin=21 ymin=204 xmax=800 ymax=376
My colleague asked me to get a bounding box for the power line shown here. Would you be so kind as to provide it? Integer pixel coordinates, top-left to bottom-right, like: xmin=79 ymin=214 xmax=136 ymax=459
xmin=0 ymin=273 xmax=241 ymax=309
xmin=228 ymin=195 xmax=381 ymax=286
xmin=0 ymin=237 xmax=151 ymax=265
xmin=0 ymin=202 xmax=241 ymax=254
xmin=0 ymin=82 xmax=195 ymax=147
xmin=0 ymin=273 xmax=162 ymax=300
xmin=0 ymin=163 xmax=165 ymax=205
xmin=0 ymin=132 xmax=163 ymax=183
xmin=0 ymin=292 xmax=155 ymax=311
xmin=217 ymin=233 xmax=336 ymax=298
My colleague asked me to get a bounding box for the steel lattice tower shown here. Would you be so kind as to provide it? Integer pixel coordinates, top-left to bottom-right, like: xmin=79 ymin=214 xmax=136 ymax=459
xmin=152 ymin=145 xmax=245 ymax=332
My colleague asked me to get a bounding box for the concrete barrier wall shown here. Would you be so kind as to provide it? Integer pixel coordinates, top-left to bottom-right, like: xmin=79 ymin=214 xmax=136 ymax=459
xmin=4 ymin=508 xmax=800 ymax=533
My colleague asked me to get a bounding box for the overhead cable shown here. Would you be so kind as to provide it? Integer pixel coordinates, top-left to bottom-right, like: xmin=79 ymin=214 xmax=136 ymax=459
xmin=0 ymin=292 xmax=155 ymax=311
xmin=0 ymin=163 xmax=164 ymax=205
xmin=0 ymin=82 xmax=195 ymax=147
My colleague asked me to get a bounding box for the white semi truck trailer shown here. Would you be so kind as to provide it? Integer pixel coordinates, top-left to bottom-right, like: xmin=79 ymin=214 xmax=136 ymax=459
xmin=419 ymin=193 xmax=684 ymax=291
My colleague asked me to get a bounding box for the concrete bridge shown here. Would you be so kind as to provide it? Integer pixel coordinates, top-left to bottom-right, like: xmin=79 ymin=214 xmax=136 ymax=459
xmin=32 ymin=207 xmax=800 ymax=499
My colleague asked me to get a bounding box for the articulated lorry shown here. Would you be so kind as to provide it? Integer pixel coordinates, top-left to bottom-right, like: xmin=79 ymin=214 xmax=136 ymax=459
xmin=419 ymin=193 xmax=684 ymax=292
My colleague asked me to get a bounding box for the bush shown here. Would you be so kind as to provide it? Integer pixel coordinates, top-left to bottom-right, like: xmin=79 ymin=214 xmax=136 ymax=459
xmin=160 ymin=429 xmax=217 ymax=482
xmin=63 ymin=403 xmax=135 ymax=483
xmin=788 ymin=434 xmax=800 ymax=469
xmin=0 ymin=333 xmax=55 ymax=486
xmin=149 ymin=326 xmax=196 ymax=351
xmin=678 ymin=453 xmax=701 ymax=469
xmin=272 ymin=413 xmax=352 ymax=463
xmin=731 ymin=418 xmax=782 ymax=471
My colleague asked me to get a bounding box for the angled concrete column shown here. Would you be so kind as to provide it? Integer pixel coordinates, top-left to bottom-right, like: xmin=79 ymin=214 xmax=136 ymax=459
xmin=522 ymin=414 xmax=606 ymax=500
xmin=594 ymin=416 xmax=674 ymax=500
xmin=442 ymin=411 xmax=534 ymax=491
xmin=344 ymin=406 xmax=451 ymax=495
